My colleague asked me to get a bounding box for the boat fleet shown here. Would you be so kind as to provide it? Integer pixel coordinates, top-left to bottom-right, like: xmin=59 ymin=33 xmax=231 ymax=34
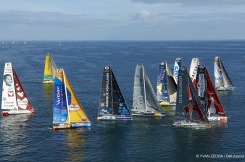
xmin=1 ymin=53 xmax=235 ymax=130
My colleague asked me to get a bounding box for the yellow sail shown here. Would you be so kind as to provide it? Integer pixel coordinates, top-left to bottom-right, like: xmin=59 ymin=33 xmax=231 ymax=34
xmin=63 ymin=71 xmax=90 ymax=124
xmin=43 ymin=53 xmax=57 ymax=84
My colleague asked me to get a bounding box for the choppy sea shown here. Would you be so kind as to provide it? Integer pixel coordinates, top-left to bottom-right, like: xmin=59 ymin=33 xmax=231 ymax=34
xmin=0 ymin=40 xmax=244 ymax=161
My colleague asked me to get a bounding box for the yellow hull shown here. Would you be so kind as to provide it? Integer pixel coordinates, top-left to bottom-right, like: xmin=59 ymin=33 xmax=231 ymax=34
xmin=160 ymin=102 xmax=176 ymax=106
xmin=43 ymin=80 xmax=54 ymax=84
xmin=154 ymin=113 xmax=164 ymax=117
xmin=160 ymin=102 xmax=170 ymax=106
xmin=53 ymin=124 xmax=72 ymax=130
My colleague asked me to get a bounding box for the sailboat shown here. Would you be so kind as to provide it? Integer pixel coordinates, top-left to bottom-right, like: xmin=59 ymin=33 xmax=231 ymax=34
xmin=132 ymin=64 xmax=164 ymax=116
xmin=173 ymin=58 xmax=181 ymax=84
xmin=189 ymin=58 xmax=200 ymax=84
xmin=1 ymin=62 xmax=35 ymax=116
xmin=53 ymin=68 xmax=91 ymax=130
xmin=196 ymin=65 xmax=227 ymax=122
xmin=156 ymin=61 xmax=177 ymax=106
xmin=43 ymin=53 xmax=58 ymax=84
xmin=214 ymin=56 xmax=235 ymax=91
xmin=97 ymin=66 xmax=132 ymax=120
xmin=173 ymin=66 xmax=210 ymax=128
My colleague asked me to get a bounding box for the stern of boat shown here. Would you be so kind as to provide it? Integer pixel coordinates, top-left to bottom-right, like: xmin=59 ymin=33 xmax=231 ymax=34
xmin=1 ymin=111 xmax=9 ymax=116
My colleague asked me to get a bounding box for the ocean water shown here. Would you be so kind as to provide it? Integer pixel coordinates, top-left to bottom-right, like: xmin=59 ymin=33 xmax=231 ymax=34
xmin=0 ymin=41 xmax=244 ymax=161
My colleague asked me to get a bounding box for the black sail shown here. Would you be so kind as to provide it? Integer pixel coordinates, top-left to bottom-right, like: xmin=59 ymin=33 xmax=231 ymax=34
xmin=98 ymin=66 xmax=131 ymax=120
xmin=175 ymin=66 xmax=189 ymax=120
xmin=175 ymin=66 xmax=209 ymax=123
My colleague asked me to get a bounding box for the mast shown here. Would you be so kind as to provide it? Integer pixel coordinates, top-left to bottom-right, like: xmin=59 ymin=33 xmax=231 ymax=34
xmin=63 ymin=70 xmax=70 ymax=124
xmin=143 ymin=65 xmax=147 ymax=113
xmin=51 ymin=55 xmax=57 ymax=80
xmin=13 ymin=68 xmax=19 ymax=112
xmin=111 ymin=68 xmax=114 ymax=113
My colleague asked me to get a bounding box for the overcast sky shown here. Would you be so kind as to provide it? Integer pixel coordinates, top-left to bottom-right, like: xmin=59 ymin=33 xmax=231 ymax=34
xmin=1 ymin=0 xmax=245 ymax=40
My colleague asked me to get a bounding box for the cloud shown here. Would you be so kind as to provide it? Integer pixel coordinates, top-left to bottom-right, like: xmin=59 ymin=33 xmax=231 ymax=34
xmin=0 ymin=10 xmax=117 ymax=29
xmin=131 ymin=11 xmax=156 ymax=26
xmin=132 ymin=0 xmax=245 ymax=5
xmin=130 ymin=11 xmax=245 ymax=28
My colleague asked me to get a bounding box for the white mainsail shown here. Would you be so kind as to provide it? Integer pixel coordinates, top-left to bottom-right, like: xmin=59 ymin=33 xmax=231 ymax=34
xmin=1 ymin=62 xmax=17 ymax=111
xmin=214 ymin=56 xmax=234 ymax=91
xmin=166 ymin=63 xmax=177 ymax=104
xmin=132 ymin=64 xmax=163 ymax=116
xmin=189 ymin=58 xmax=200 ymax=83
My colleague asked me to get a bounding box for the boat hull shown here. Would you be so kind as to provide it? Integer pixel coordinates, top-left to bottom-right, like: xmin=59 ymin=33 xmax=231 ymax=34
xmin=132 ymin=111 xmax=164 ymax=117
xmin=216 ymin=87 xmax=235 ymax=91
xmin=97 ymin=115 xmax=132 ymax=121
xmin=43 ymin=80 xmax=54 ymax=84
xmin=53 ymin=122 xmax=91 ymax=130
xmin=160 ymin=101 xmax=176 ymax=106
xmin=173 ymin=120 xmax=210 ymax=128
xmin=2 ymin=110 xmax=33 ymax=116
xmin=208 ymin=116 xmax=227 ymax=123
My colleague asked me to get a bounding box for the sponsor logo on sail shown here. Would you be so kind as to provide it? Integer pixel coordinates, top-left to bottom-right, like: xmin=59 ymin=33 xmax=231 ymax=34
xmin=8 ymin=91 xmax=14 ymax=97
xmin=105 ymin=72 xmax=110 ymax=107
xmin=178 ymin=76 xmax=183 ymax=103
xmin=174 ymin=63 xmax=180 ymax=81
xmin=69 ymin=105 xmax=79 ymax=110
xmin=56 ymin=86 xmax=61 ymax=105
xmin=198 ymin=74 xmax=205 ymax=97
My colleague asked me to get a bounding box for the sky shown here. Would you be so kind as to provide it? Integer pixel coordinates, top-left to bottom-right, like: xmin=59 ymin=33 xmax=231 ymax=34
xmin=1 ymin=0 xmax=245 ymax=40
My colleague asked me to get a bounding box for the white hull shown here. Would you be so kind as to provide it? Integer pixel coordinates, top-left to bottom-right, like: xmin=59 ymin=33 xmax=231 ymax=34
xmin=97 ymin=115 xmax=132 ymax=120
xmin=173 ymin=120 xmax=210 ymax=128
xmin=208 ymin=116 xmax=227 ymax=122
xmin=2 ymin=110 xmax=32 ymax=115
xmin=216 ymin=87 xmax=235 ymax=91
xmin=132 ymin=111 xmax=164 ymax=117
